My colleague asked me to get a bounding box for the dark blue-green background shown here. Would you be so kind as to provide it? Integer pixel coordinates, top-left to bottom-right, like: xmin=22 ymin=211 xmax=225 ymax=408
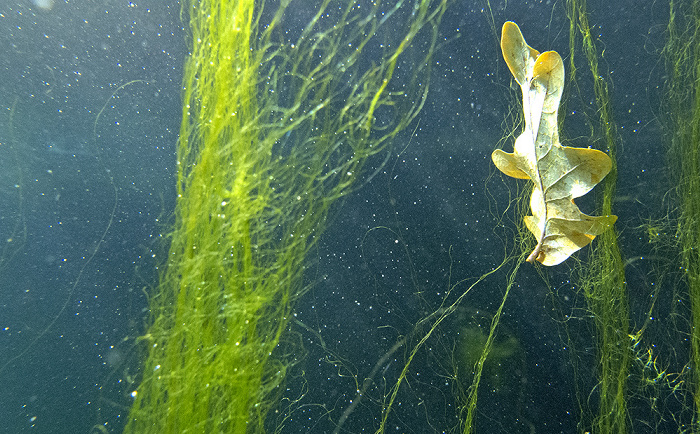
xmin=0 ymin=1 xmax=672 ymax=432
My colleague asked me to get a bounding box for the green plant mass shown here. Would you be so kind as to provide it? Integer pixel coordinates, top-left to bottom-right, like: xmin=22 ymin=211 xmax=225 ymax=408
xmin=453 ymin=310 xmax=524 ymax=395
xmin=564 ymin=2 xmax=631 ymax=432
xmin=123 ymin=0 xmax=447 ymax=432
xmin=663 ymin=0 xmax=700 ymax=426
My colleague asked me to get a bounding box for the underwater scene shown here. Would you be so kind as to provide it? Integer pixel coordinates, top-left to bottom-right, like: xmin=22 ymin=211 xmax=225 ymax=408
xmin=0 ymin=0 xmax=697 ymax=433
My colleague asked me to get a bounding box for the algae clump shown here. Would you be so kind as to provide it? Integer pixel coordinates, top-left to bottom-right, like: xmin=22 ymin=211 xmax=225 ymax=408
xmin=123 ymin=0 xmax=447 ymax=432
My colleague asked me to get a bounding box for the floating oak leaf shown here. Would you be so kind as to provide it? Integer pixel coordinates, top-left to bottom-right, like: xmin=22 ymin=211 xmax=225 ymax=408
xmin=492 ymin=21 xmax=617 ymax=266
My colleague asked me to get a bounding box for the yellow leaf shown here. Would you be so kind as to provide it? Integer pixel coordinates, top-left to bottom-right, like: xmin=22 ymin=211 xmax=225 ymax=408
xmin=492 ymin=22 xmax=617 ymax=266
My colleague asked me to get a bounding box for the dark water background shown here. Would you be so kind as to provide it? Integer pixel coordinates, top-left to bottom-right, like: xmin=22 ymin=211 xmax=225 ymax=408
xmin=0 ymin=0 xmax=671 ymax=432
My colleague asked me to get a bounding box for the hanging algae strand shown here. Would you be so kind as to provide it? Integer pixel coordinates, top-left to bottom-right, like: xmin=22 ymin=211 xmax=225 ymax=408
xmin=563 ymin=2 xmax=630 ymax=432
xmin=663 ymin=0 xmax=700 ymax=427
xmin=492 ymin=21 xmax=617 ymax=266
xmin=124 ymin=0 xmax=447 ymax=432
